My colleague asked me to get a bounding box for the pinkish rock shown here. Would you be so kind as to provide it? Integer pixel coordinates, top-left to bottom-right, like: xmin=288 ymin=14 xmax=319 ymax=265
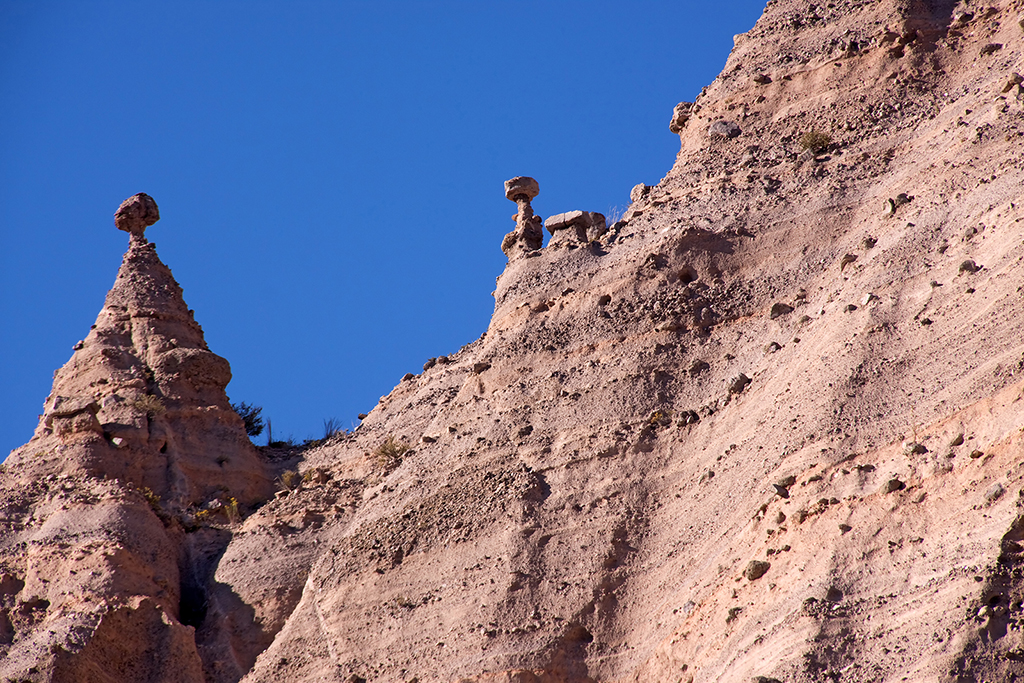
xmin=114 ymin=192 xmax=160 ymax=238
xmin=669 ymin=101 xmax=693 ymax=133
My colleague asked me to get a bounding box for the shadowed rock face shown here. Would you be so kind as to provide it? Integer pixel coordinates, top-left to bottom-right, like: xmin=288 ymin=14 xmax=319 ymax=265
xmin=5 ymin=0 xmax=1024 ymax=680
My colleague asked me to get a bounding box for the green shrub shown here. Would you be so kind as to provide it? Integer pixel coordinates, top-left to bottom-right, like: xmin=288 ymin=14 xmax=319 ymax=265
xmin=231 ymin=402 xmax=265 ymax=437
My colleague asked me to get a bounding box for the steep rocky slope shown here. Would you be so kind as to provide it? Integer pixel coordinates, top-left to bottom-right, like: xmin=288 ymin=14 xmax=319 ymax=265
xmin=4 ymin=0 xmax=1024 ymax=681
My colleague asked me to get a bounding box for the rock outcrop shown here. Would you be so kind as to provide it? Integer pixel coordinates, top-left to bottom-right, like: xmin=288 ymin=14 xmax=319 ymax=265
xmin=544 ymin=211 xmax=607 ymax=246
xmin=8 ymin=193 xmax=270 ymax=509
xmin=0 ymin=196 xmax=272 ymax=682
xmin=501 ymin=176 xmax=545 ymax=258
xmin=236 ymin=0 xmax=1024 ymax=679
xmin=6 ymin=0 xmax=1024 ymax=681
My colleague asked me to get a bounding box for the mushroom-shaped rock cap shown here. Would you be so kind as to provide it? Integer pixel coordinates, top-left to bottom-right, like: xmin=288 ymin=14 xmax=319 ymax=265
xmin=504 ymin=176 xmax=539 ymax=202
xmin=115 ymin=193 xmax=160 ymax=237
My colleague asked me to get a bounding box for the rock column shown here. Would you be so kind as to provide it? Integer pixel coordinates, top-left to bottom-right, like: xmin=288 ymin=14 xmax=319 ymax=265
xmin=501 ymin=176 xmax=544 ymax=257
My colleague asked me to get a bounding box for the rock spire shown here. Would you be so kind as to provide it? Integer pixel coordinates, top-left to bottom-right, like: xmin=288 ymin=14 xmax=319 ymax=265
xmin=501 ymin=176 xmax=544 ymax=257
xmin=7 ymin=194 xmax=271 ymax=508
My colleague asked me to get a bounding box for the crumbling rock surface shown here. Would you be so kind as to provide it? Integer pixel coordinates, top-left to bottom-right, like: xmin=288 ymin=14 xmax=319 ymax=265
xmin=0 ymin=197 xmax=273 ymax=682
xmin=7 ymin=223 xmax=271 ymax=510
xmin=6 ymin=0 xmax=1024 ymax=681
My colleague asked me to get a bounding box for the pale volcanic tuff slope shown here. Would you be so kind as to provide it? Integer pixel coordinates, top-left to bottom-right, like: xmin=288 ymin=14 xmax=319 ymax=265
xmin=3 ymin=0 xmax=1024 ymax=681
xmin=234 ymin=0 xmax=1024 ymax=680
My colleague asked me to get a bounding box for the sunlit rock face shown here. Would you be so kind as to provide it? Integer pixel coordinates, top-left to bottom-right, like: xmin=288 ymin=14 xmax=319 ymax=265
xmin=0 ymin=196 xmax=271 ymax=683
xmin=5 ymin=0 xmax=1024 ymax=680
xmin=9 ymin=197 xmax=271 ymax=508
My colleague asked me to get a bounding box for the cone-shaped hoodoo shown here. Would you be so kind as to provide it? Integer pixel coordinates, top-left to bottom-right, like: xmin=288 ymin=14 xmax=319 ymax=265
xmin=7 ymin=194 xmax=272 ymax=508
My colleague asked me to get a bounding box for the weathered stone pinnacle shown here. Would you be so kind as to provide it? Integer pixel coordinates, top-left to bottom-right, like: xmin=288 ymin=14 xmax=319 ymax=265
xmin=114 ymin=192 xmax=160 ymax=239
xmin=501 ymin=177 xmax=543 ymax=257
xmin=8 ymin=201 xmax=272 ymax=509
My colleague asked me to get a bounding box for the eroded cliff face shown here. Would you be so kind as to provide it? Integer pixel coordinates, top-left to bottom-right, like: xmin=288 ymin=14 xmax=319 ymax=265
xmin=4 ymin=0 xmax=1024 ymax=681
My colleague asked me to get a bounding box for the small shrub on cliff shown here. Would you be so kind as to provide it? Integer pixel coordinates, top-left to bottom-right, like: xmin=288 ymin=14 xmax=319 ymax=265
xmin=131 ymin=394 xmax=166 ymax=417
xmin=224 ymin=497 xmax=241 ymax=524
xmin=323 ymin=417 xmax=345 ymax=440
xmin=373 ymin=436 xmax=410 ymax=473
xmin=799 ymin=129 xmax=832 ymax=154
xmin=194 ymin=509 xmax=213 ymax=525
xmin=139 ymin=487 xmax=161 ymax=512
xmin=606 ymin=204 xmax=627 ymax=226
xmin=279 ymin=469 xmax=299 ymax=491
xmin=231 ymin=401 xmax=265 ymax=437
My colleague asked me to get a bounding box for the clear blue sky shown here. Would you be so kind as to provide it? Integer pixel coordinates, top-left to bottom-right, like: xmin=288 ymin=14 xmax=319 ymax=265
xmin=1 ymin=1 xmax=766 ymax=455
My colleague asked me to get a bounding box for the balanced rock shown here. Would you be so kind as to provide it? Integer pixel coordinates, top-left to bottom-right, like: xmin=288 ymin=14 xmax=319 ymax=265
xmin=114 ymin=192 xmax=160 ymax=238
xmin=544 ymin=210 xmax=607 ymax=243
xmin=504 ymin=176 xmax=540 ymax=202
xmin=8 ymin=195 xmax=272 ymax=508
xmin=501 ymin=176 xmax=544 ymax=258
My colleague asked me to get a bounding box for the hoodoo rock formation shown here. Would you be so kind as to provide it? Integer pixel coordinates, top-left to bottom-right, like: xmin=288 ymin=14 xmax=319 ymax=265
xmin=5 ymin=0 xmax=1024 ymax=680
xmin=0 ymin=195 xmax=272 ymax=681
xmin=8 ymin=194 xmax=271 ymax=510
xmin=502 ymin=176 xmax=545 ymax=258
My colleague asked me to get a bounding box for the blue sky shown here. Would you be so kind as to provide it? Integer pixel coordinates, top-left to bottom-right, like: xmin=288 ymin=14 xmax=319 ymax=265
xmin=0 ymin=1 xmax=766 ymax=455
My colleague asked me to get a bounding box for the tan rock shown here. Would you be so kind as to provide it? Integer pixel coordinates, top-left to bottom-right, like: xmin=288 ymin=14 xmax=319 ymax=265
xmin=502 ymin=177 xmax=543 ymax=258
xmin=544 ymin=210 xmax=589 ymax=232
xmin=503 ymin=176 xmax=539 ymax=202
xmin=669 ymin=101 xmax=693 ymax=133
xmin=630 ymin=183 xmax=650 ymax=203
xmin=9 ymin=195 xmax=273 ymax=511
xmin=9 ymin=0 xmax=1024 ymax=680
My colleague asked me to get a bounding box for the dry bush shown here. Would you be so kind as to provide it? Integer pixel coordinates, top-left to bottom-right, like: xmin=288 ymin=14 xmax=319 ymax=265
xmin=224 ymin=497 xmax=241 ymax=524
xmin=279 ymin=469 xmax=299 ymax=491
xmin=323 ymin=417 xmax=345 ymax=440
xmin=139 ymin=487 xmax=161 ymax=513
xmin=373 ymin=436 xmax=410 ymax=473
xmin=131 ymin=394 xmax=166 ymax=416
xmin=799 ymin=129 xmax=832 ymax=153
